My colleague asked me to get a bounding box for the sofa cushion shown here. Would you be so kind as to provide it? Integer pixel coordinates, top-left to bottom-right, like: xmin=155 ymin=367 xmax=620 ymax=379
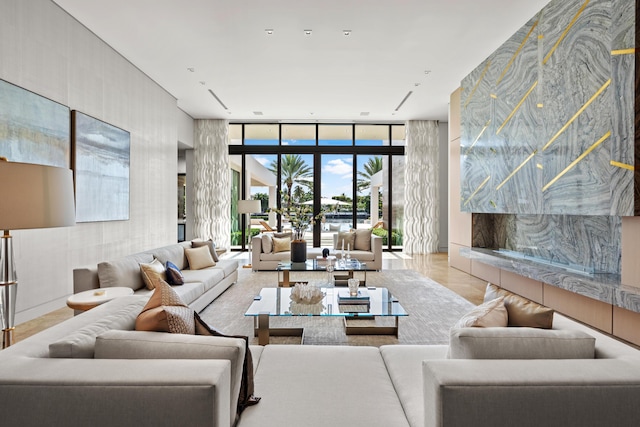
xmin=213 ymin=259 xmax=239 ymax=278
xmin=448 ymin=327 xmax=596 ymax=359
xmin=135 ymin=280 xmax=195 ymax=334
xmin=182 ymin=268 xmax=225 ymax=292
xmin=165 ymin=261 xmax=184 ymax=285
xmin=192 ymin=239 xmax=220 ymax=262
xmin=261 ymin=233 xmax=273 ymax=254
xmin=49 ymin=300 xmax=143 ymax=358
xmin=152 ymin=244 xmax=187 ymax=270
xmin=98 ymin=252 xmax=154 ymax=291
xmin=485 ymin=283 xmax=554 ymax=328
xmin=454 ymin=296 xmax=508 ymax=328
xmin=185 ymin=245 xmax=216 ymax=270
xmin=354 ymin=228 xmax=372 ymax=251
xmin=334 ymin=230 xmax=356 ymax=251
xmin=139 ymin=258 xmax=167 ymax=290
xmin=272 ymin=236 xmax=291 ymax=253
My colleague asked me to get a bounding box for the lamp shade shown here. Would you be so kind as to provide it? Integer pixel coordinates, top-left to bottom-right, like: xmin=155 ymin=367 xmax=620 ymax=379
xmin=237 ymin=199 xmax=261 ymax=214
xmin=0 ymin=161 xmax=76 ymax=230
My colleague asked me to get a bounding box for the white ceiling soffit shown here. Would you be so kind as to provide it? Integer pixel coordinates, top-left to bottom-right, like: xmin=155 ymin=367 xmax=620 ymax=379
xmin=52 ymin=0 xmax=550 ymax=122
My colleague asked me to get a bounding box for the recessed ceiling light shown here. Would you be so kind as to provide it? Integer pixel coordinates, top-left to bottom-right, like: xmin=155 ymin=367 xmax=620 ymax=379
xmin=424 ymin=70 xmax=431 ymax=75
xmin=265 ymin=29 xmax=274 ymax=35
xmin=304 ymin=29 xmax=312 ymax=36
xmin=187 ymin=67 xmax=195 ymax=72
xmin=360 ymin=112 xmax=370 ymax=116
xmin=414 ymin=83 xmax=421 ymax=87
xmin=253 ymin=111 xmax=263 ymax=116
xmin=199 ymin=81 xmax=206 ymax=85
xmin=343 ymin=30 xmax=351 ymax=36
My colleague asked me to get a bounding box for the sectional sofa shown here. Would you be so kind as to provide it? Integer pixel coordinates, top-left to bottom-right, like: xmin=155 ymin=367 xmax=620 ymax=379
xmin=1 ymin=283 xmax=640 ymax=426
xmin=251 ymin=232 xmax=383 ymax=271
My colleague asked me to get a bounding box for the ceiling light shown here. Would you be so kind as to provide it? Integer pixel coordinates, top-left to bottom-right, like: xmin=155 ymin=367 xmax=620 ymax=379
xmin=414 ymin=83 xmax=421 ymax=87
xmin=265 ymin=29 xmax=274 ymax=35
xmin=395 ymin=91 xmax=413 ymax=112
xmin=343 ymin=30 xmax=351 ymax=36
xmin=424 ymin=70 xmax=431 ymax=75
xmin=360 ymin=112 xmax=370 ymax=116
xmin=199 ymin=81 xmax=206 ymax=85
xmin=253 ymin=111 xmax=263 ymax=116
xmin=304 ymin=29 xmax=312 ymax=36
xmin=208 ymin=89 xmax=228 ymax=110
xmin=187 ymin=67 xmax=195 ymax=72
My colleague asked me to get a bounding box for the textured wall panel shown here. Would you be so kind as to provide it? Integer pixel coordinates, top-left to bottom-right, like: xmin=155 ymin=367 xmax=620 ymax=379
xmin=404 ymin=120 xmax=439 ymax=254
xmin=193 ymin=120 xmax=230 ymax=249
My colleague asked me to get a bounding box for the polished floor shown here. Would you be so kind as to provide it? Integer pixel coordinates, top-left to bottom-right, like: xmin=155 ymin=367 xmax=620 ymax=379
xmin=13 ymin=251 xmax=487 ymax=344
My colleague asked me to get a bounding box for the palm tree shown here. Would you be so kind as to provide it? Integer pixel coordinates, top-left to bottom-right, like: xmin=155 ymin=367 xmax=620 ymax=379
xmin=357 ymin=156 xmax=383 ymax=192
xmin=269 ymin=154 xmax=313 ymax=209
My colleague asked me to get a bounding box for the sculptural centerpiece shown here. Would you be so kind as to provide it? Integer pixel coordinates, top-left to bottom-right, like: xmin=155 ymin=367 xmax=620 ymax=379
xmin=289 ymin=282 xmax=325 ymax=304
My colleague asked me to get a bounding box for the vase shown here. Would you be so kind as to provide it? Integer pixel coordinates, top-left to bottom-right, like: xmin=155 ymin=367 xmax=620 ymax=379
xmin=291 ymin=240 xmax=307 ymax=263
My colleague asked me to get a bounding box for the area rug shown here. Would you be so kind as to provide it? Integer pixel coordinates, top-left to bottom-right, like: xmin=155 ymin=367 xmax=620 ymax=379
xmin=198 ymin=268 xmax=475 ymax=346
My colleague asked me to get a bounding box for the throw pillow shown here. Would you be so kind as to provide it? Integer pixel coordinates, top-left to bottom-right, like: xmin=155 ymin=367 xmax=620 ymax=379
xmin=139 ymin=258 xmax=167 ymax=290
xmin=165 ymin=261 xmax=184 ymax=285
xmin=484 ymin=283 xmax=554 ymax=328
xmin=261 ymin=233 xmax=273 ymax=254
xmin=354 ymin=228 xmax=372 ymax=251
xmin=195 ymin=312 xmax=261 ymax=413
xmin=135 ymin=279 xmax=195 ymax=334
xmin=334 ymin=230 xmax=356 ymax=251
xmin=191 ymin=239 xmax=219 ymax=262
xmin=185 ymin=245 xmax=216 ymax=270
xmin=272 ymin=236 xmax=291 ymax=253
xmin=448 ymin=327 xmax=596 ymax=359
xmin=454 ymin=296 xmax=508 ymax=328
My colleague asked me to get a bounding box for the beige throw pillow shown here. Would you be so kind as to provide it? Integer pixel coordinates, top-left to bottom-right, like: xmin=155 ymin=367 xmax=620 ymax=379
xmin=484 ymin=283 xmax=554 ymax=328
xmin=272 ymin=236 xmax=291 ymax=253
xmin=139 ymin=258 xmax=167 ymax=290
xmin=454 ymin=296 xmax=508 ymax=328
xmin=185 ymin=245 xmax=216 ymax=270
xmin=354 ymin=229 xmax=372 ymax=251
xmin=335 ymin=231 xmax=356 ymax=251
xmin=191 ymin=239 xmax=219 ymax=262
xmin=261 ymin=233 xmax=273 ymax=254
xmin=135 ymin=279 xmax=195 ymax=334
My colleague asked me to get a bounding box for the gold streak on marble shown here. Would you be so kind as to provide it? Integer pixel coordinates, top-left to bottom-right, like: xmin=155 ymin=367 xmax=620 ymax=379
xmin=463 ymin=61 xmax=491 ymax=108
xmin=496 ymin=150 xmax=538 ymax=191
xmin=543 ymin=130 xmax=611 ymax=192
xmin=542 ymin=79 xmax=611 ymax=151
xmin=610 ymin=160 xmax=634 ymax=171
xmin=496 ymin=20 xmax=539 ymax=85
xmin=537 ymin=163 xmax=543 ymax=169
xmin=538 ymin=34 xmax=544 ymax=39
xmin=543 ymin=0 xmax=590 ymax=65
xmin=537 ymin=103 xmax=544 ymax=108
xmin=490 ymin=94 xmax=497 ymax=99
xmin=465 ymin=120 xmax=491 ymax=155
xmin=496 ymin=81 xmax=538 ymax=135
xmin=611 ymin=48 xmax=635 ymax=55
xmin=463 ymin=175 xmax=491 ymax=206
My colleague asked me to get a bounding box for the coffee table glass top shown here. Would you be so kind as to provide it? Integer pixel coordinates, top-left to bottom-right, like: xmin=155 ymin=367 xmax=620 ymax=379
xmin=245 ymin=287 xmax=407 ymax=317
xmin=277 ymin=258 xmax=366 ymax=271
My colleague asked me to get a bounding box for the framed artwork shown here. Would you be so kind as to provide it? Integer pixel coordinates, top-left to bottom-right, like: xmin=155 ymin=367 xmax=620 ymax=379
xmin=0 ymin=79 xmax=70 ymax=167
xmin=72 ymin=110 xmax=130 ymax=222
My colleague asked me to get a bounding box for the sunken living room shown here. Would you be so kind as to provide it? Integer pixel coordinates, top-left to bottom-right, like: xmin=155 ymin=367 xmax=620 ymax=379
xmin=2 ymin=0 xmax=640 ymax=426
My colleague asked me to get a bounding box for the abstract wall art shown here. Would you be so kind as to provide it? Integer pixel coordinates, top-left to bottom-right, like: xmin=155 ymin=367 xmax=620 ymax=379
xmin=72 ymin=111 xmax=130 ymax=222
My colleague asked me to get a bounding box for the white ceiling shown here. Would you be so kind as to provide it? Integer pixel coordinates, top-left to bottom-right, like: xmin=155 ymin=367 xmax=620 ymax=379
xmin=52 ymin=0 xmax=550 ymax=123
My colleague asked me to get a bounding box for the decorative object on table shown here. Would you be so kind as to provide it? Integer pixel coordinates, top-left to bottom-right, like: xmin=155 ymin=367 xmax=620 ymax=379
xmin=72 ymin=110 xmax=130 ymax=222
xmin=289 ymin=282 xmax=325 ymax=304
xmin=0 ymin=160 xmax=76 ymax=347
xmin=347 ymin=278 xmax=360 ymax=296
xmin=337 ymin=287 xmax=370 ymax=305
xmin=237 ymin=199 xmax=262 ymax=268
xmin=346 ymin=243 xmax=351 ymax=262
xmin=322 ymin=248 xmax=330 ymax=258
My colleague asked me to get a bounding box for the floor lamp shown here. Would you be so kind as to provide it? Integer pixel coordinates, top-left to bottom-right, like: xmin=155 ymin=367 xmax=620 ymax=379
xmin=237 ymin=199 xmax=261 ymax=268
xmin=0 ymin=160 xmax=76 ymax=348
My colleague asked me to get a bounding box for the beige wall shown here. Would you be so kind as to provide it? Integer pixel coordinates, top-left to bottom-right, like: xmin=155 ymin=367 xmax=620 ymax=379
xmin=1 ymin=0 xmax=181 ymax=323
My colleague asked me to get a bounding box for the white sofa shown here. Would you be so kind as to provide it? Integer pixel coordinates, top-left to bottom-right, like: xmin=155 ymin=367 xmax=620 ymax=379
xmin=73 ymin=241 xmax=238 ymax=313
xmin=251 ymin=233 xmax=383 ymax=271
xmin=1 ymin=291 xmax=639 ymax=426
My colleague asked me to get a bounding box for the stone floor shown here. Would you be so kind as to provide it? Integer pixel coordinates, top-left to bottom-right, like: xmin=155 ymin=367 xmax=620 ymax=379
xmin=12 ymin=251 xmax=486 ymax=344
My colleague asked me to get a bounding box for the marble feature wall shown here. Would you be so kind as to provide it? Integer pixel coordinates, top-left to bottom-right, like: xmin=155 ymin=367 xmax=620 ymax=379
xmin=472 ymin=213 xmax=622 ymax=274
xmin=460 ymin=0 xmax=635 ymax=216
xmin=193 ymin=120 xmax=231 ymax=249
xmin=404 ymin=120 xmax=440 ymax=254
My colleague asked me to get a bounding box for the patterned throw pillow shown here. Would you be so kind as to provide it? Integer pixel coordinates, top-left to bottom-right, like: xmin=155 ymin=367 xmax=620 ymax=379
xmin=272 ymin=236 xmax=291 ymax=253
xmin=139 ymin=258 xmax=167 ymax=290
xmin=165 ymin=261 xmax=184 ymax=285
xmin=135 ymin=279 xmax=195 ymax=334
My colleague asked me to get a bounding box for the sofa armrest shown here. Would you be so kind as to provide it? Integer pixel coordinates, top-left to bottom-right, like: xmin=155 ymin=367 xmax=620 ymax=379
xmin=251 ymin=235 xmax=263 ymax=271
xmin=95 ymin=330 xmax=245 ymax=427
xmin=0 ymin=356 xmax=231 ymax=427
xmin=73 ymin=267 xmax=99 ymax=294
xmin=371 ymin=234 xmax=382 ymax=257
xmin=423 ymin=358 xmax=640 ymax=427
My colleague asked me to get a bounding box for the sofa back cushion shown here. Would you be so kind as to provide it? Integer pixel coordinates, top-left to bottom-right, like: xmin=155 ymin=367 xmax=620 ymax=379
xmin=334 ymin=231 xmax=356 ymax=251
xmin=98 ymin=252 xmax=154 ymax=291
xmin=152 ymin=244 xmax=187 ymax=270
xmin=354 ymin=229 xmax=372 ymax=251
xmin=448 ymin=327 xmax=596 ymax=359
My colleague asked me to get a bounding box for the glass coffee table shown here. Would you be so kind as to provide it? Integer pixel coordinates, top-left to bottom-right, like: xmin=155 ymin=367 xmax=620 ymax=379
xmin=245 ymin=286 xmax=407 ymax=345
xmin=276 ymin=258 xmax=367 ymax=287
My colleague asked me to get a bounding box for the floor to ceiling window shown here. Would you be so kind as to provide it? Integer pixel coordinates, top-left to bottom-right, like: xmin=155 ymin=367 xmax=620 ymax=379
xmin=229 ymin=123 xmax=405 ymax=251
